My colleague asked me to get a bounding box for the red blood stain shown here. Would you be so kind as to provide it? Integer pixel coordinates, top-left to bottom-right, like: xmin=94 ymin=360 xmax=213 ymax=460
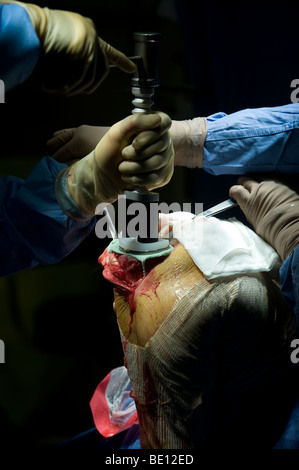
xmin=98 ymin=248 xmax=167 ymax=317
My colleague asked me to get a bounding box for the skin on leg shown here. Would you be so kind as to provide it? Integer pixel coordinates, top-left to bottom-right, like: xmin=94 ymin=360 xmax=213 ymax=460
xmin=99 ymin=239 xmax=296 ymax=448
xmin=111 ymin=242 xmax=207 ymax=347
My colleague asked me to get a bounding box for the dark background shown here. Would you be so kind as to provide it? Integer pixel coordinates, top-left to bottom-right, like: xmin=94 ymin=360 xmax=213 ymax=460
xmin=0 ymin=0 xmax=298 ymax=450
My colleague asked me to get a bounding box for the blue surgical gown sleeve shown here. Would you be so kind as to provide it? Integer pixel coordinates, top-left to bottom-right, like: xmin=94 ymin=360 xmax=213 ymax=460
xmin=0 ymin=156 xmax=95 ymax=277
xmin=203 ymin=103 xmax=299 ymax=175
xmin=0 ymin=4 xmax=40 ymax=90
xmin=202 ymin=103 xmax=299 ymax=317
xmin=203 ymin=104 xmax=299 ymax=450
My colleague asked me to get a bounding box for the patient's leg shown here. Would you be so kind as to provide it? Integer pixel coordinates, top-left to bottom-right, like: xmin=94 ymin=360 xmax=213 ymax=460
xmin=99 ymin=242 xmax=295 ymax=448
xmin=100 ymin=241 xmax=207 ymax=347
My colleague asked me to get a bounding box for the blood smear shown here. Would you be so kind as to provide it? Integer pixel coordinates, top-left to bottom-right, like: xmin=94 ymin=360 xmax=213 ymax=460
xmin=98 ymin=248 xmax=166 ymax=314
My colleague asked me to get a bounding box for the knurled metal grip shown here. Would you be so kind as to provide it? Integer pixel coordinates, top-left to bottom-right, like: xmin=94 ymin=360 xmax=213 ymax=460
xmin=131 ymin=87 xmax=155 ymax=114
xmin=118 ymin=32 xmax=170 ymax=254
xmin=131 ymin=32 xmax=161 ymax=114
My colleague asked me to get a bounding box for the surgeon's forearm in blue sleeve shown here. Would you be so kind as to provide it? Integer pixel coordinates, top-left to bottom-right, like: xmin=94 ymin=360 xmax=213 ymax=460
xmin=203 ymin=103 xmax=299 ymax=175
xmin=0 ymin=4 xmax=40 ymax=90
xmin=0 ymin=157 xmax=95 ymax=277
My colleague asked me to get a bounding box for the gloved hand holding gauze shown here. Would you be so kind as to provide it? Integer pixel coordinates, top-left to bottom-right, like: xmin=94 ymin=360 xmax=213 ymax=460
xmin=229 ymin=178 xmax=299 ymax=261
xmin=159 ymin=212 xmax=281 ymax=279
xmin=55 ymin=112 xmax=174 ymax=220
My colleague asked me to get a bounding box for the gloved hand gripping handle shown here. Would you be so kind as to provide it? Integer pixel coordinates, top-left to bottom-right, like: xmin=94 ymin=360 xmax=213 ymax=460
xmin=119 ymin=32 xmax=171 ymax=254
